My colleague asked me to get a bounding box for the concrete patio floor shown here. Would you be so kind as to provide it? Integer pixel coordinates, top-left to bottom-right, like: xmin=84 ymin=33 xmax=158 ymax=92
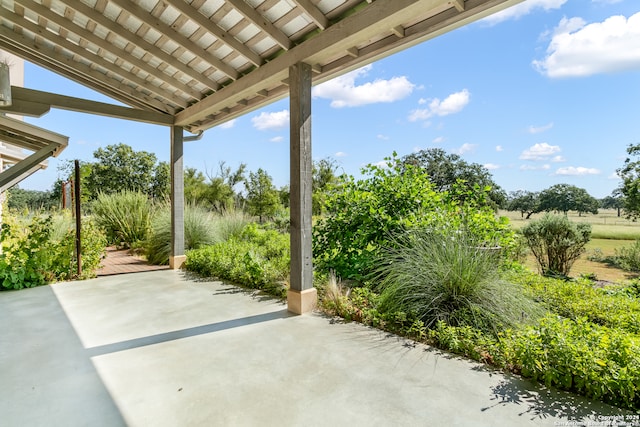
xmin=0 ymin=270 xmax=628 ymax=426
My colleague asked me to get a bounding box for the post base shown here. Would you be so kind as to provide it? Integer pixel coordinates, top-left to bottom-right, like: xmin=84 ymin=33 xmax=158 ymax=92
xmin=287 ymin=288 xmax=317 ymax=315
xmin=169 ymin=255 xmax=186 ymax=270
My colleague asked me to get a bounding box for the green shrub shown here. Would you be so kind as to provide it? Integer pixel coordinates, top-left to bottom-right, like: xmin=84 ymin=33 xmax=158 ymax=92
xmin=513 ymin=271 xmax=640 ymax=335
xmin=0 ymin=214 xmax=107 ymax=290
xmin=185 ymin=224 xmax=289 ymax=297
xmin=521 ymin=213 xmax=591 ymax=277
xmin=145 ymin=205 xmax=220 ymax=265
xmin=614 ymin=239 xmax=640 ymax=272
xmin=375 ymin=229 xmax=543 ymax=335
xmin=313 ymin=154 xmax=515 ymax=283
xmin=501 ymin=315 xmax=640 ymax=410
xmin=92 ymin=190 xmax=151 ymax=248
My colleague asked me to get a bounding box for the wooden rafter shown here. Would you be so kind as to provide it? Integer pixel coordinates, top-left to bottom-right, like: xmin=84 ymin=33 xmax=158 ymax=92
xmin=291 ymin=0 xmax=329 ymax=30
xmin=108 ymin=0 xmax=240 ymax=80
xmin=169 ymin=0 xmax=263 ymax=67
xmin=5 ymin=7 xmax=189 ymax=109
xmin=15 ymin=0 xmax=201 ymax=102
xmin=225 ymin=0 xmax=292 ymax=50
xmin=63 ymin=0 xmax=221 ymax=92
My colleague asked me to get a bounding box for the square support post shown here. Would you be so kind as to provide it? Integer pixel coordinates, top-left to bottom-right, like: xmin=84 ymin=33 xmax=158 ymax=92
xmin=170 ymin=126 xmax=186 ymax=269
xmin=288 ymin=62 xmax=317 ymax=314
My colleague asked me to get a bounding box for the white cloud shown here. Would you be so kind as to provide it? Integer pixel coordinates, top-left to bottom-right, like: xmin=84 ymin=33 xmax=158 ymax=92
xmin=534 ymin=12 xmax=640 ymax=78
xmin=496 ymin=145 xmax=504 ymax=152
xmin=270 ymin=136 xmax=284 ymax=143
xmin=551 ymin=155 xmax=566 ymax=162
xmin=484 ymin=163 xmax=500 ymax=170
xmin=452 ymin=143 xmax=477 ymax=155
xmin=219 ymin=119 xmax=236 ymax=129
xmin=373 ymin=160 xmax=389 ymax=168
xmin=433 ymin=136 xmax=445 ymax=144
xmin=335 ymin=151 xmax=347 ymax=158
xmin=608 ymin=172 xmax=620 ymax=180
xmin=408 ymin=89 xmax=470 ymax=122
xmin=555 ymin=166 xmax=601 ymax=176
xmin=483 ymin=0 xmax=567 ymax=25
xmin=520 ymin=164 xmax=551 ymax=171
xmin=313 ymin=65 xmax=414 ymax=108
xmin=377 ymin=134 xmax=390 ymax=141
xmin=520 ymin=142 xmax=561 ymax=160
xmin=251 ymin=110 xmax=289 ymax=131
xmin=528 ymin=122 xmax=554 ymax=134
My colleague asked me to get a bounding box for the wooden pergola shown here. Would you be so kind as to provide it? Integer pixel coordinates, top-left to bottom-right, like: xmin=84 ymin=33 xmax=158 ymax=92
xmin=0 ymin=0 xmax=522 ymax=313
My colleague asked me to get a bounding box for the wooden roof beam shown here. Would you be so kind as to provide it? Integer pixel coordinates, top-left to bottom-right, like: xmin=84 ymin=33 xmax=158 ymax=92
xmin=10 ymin=86 xmax=174 ymax=126
xmin=15 ymin=0 xmax=202 ymax=102
xmin=169 ymin=0 xmax=263 ymax=67
xmin=291 ymin=0 xmax=329 ymax=30
xmin=450 ymin=0 xmax=465 ymax=12
xmin=0 ymin=26 xmax=169 ymax=113
xmin=108 ymin=0 xmax=240 ymax=80
xmin=226 ymin=0 xmax=293 ymax=50
xmin=69 ymin=0 xmax=221 ymax=92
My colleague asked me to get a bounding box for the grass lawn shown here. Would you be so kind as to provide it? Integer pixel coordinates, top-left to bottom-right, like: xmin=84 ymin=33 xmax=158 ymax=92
xmin=504 ymin=210 xmax=640 ymax=282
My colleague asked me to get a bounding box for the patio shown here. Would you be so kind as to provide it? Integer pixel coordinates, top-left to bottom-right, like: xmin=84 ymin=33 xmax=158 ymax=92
xmin=0 ymin=270 xmax=627 ymax=426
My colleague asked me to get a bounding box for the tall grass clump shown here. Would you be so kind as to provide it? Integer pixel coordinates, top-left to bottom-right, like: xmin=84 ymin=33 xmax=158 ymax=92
xmin=521 ymin=213 xmax=591 ymax=278
xmin=92 ymin=190 xmax=151 ymax=248
xmin=376 ymin=228 xmax=543 ymax=335
xmin=145 ymin=204 xmax=220 ymax=265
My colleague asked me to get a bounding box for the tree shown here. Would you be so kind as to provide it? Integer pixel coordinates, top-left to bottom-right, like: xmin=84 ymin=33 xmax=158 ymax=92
xmin=401 ymin=148 xmax=506 ymax=209
xmin=506 ymin=190 xmax=540 ymax=219
xmin=204 ymin=161 xmax=246 ymax=211
xmin=312 ymin=158 xmax=340 ymax=216
xmin=313 ymin=155 xmax=514 ymax=282
xmin=617 ymin=144 xmax=640 ymax=219
xmin=151 ymin=161 xmax=170 ymax=201
xmin=6 ymin=187 xmax=57 ymax=211
xmin=184 ymin=167 xmax=209 ymax=205
xmin=82 ymin=143 xmax=165 ymax=200
xmin=245 ymin=168 xmax=279 ymax=222
xmin=600 ymin=191 xmax=625 ymax=217
xmin=538 ymin=184 xmax=598 ymax=216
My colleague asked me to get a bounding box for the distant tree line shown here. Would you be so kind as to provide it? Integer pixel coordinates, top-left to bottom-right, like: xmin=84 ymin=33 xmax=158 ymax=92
xmin=9 ymin=142 xmax=640 ymax=222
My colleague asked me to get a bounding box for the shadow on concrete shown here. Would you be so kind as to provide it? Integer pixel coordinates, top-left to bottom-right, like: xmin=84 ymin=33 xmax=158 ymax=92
xmin=86 ymin=309 xmax=294 ymax=357
xmin=0 ymin=285 xmax=128 ymax=427
xmin=482 ymin=375 xmax=630 ymax=421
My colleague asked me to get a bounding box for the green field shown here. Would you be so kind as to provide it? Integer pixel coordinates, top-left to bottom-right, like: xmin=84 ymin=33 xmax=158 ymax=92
xmin=502 ymin=209 xmax=640 ymax=240
xmin=502 ymin=209 xmax=640 ymax=282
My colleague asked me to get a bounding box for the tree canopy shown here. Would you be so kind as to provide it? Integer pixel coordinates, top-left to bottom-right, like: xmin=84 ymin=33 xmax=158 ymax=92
xmin=400 ymin=148 xmax=506 ymax=209
xmin=506 ymin=190 xmax=540 ymax=219
xmin=617 ymin=144 xmax=640 ymax=219
xmin=245 ymin=168 xmax=279 ymax=222
xmin=538 ymin=184 xmax=598 ymax=216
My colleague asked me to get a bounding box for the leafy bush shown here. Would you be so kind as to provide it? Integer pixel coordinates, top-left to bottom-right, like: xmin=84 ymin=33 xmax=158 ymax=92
xmin=145 ymin=205 xmax=220 ymax=265
xmin=0 ymin=214 xmax=106 ymax=290
xmin=313 ymin=155 xmax=515 ymax=282
xmin=513 ymin=271 xmax=640 ymax=335
xmin=501 ymin=316 xmax=640 ymax=410
xmin=317 ymin=273 xmax=640 ymax=410
xmin=375 ymin=229 xmax=544 ymax=335
xmin=185 ymin=224 xmax=289 ymax=297
xmin=92 ymin=190 xmax=151 ymax=248
xmin=521 ymin=213 xmax=591 ymax=277
xmin=614 ymin=239 xmax=640 ymax=272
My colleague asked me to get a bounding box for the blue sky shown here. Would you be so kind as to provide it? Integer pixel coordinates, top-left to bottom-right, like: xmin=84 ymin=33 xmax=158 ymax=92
xmin=15 ymin=0 xmax=640 ymax=199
